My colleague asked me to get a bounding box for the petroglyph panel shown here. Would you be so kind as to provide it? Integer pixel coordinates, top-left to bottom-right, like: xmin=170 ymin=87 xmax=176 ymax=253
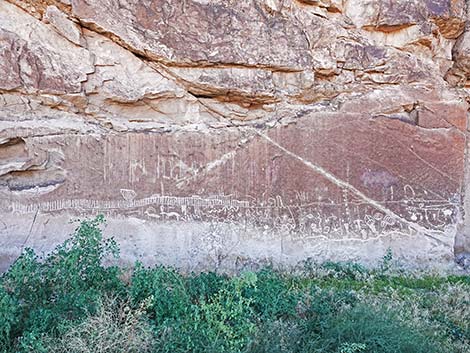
xmin=0 ymin=112 xmax=464 ymax=269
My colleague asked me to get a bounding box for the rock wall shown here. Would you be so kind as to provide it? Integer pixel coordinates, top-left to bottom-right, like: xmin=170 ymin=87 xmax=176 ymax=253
xmin=1 ymin=0 xmax=470 ymax=271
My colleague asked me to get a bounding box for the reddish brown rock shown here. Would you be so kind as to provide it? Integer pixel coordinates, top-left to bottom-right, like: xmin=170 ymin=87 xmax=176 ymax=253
xmin=0 ymin=30 xmax=23 ymax=91
xmin=0 ymin=111 xmax=465 ymax=269
xmin=43 ymin=5 xmax=85 ymax=46
xmin=426 ymin=0 xmax=466 ymax=39
xmin=345 ymin=0 xmax=465 ymax=38
xmin=0 ymin=1 xmax=93 ymax=94
xmin=71 ymin=0 xmax=312 ymax=70
xmin=447 ymin=31 xmax=470 ymax=86
xmin=417 ymin=101 xmax=468 ymax=131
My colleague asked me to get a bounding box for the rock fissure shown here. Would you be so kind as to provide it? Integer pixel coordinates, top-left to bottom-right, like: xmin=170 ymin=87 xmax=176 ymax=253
xmin=254 ymin=128 xmax=450 ymax=245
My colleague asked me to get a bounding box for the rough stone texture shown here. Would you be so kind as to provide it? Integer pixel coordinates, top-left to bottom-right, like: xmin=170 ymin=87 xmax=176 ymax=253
xmin=43 ymin=5 xmax=85 ymax=46
xmin=1 ymin=0 xmax=470 ymax=271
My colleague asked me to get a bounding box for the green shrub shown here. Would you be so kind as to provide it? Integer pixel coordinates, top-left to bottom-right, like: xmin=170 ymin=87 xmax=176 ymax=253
xmin=130 ymin=263 xmax=191 ymax=323
xmin=186 ymin=271 xmax=228 ymax=302
xmin=315 ymin=304 xmax=441 ymax=353
xmin=248 ymin=287 xmax=443 ymax=353
xmin=39 ymin=296 xmax=154 ymax=353
xmin=0 ymin=285 xmax=18 ymax=352
xmin=1 ymin=215 xmax=123 ymax=351
xmin=321 ymin=261 xmax=368 ymax=280
xmin=0 ymin=216 xmax=468 ymax=353
xmin=245 ymin=319 xmax=300 ymax=353
xmin=154 ymin=272 xmax=258 ymax=353
xmin=243 ymin=268 xmax=301 ymax=320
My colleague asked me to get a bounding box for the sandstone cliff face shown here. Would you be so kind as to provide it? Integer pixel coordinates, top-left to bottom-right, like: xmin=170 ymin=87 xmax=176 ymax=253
xmin=0 ymin=0 xmax=469 ymax=271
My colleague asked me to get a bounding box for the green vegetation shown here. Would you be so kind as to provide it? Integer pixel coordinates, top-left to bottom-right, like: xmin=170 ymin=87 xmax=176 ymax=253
xmin=0 ymin=216 xmax=469 ymax=353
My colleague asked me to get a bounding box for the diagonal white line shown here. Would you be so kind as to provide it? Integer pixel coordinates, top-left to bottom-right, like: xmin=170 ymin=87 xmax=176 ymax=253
xmin=254 ymin=129 xmax=450 ymax=245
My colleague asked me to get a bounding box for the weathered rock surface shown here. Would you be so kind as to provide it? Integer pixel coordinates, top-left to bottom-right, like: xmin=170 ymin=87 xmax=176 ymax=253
xmin=1 ymin=0 xmax=470 ymax=271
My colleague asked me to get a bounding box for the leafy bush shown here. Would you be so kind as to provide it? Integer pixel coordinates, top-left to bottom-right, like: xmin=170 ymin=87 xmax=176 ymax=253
xmin=315 ymin=304 xmax=440 ymax=353
xmin=243 ymin=269 xmax=301 ymax=320
xmin=0 ymin=285 xmax=18 ymax=351
xmin=152 ymin=273 xmax=257 ymax=353
xmin=0 ymin=216 xmax=468 ymax=353
xmin=131 ymin=263 xmax=191 ymax=323
xmin=40 ymin=296 xmax=154 ymax=353
xmin=0 ymin=215 xmax=123 ymax=351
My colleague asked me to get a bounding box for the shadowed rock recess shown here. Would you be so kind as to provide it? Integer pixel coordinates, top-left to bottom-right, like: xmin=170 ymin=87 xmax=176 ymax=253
xmin=1 ymin=0 xmax=470 ymax=271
